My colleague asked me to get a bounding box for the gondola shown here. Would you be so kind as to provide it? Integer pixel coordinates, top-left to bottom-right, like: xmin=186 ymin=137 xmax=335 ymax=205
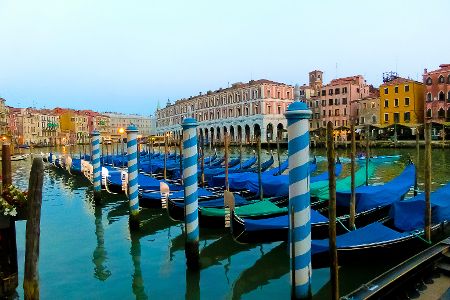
xmin=310 ymin=182 xmax=450 ymax=268
xmin=357 ymin=154 xmax=401 ymax=163
xmin=231 ymin=163 xmax=414 ymax=244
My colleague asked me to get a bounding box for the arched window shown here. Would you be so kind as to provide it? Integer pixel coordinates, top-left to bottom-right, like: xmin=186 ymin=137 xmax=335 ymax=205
xmin=427 ymin=92 xmax=432 ymax=102
xmin=426 ymin=108 xmax=432 ymax=118
xmin=426 ymin=77 xmax=432 ymax=85
xmin=438 ymin=108 xmax=445 ymax=118
xmin=372 ymin=115 xmax=377 ymax=124
xmin=439 ymin=91 xmax=445 ymax=101
xmin=439 ymin=75 xmax=445 ymax=83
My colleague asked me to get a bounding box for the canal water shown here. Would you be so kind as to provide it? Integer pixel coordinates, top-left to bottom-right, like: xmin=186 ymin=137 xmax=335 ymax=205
xmin=9 ymin=146 xmax=450 ymax=299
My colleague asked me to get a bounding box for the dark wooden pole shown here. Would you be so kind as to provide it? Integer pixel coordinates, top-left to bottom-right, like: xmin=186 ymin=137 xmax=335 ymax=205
xmin=239 ymin=135 xmax=243 ymax=169
xmin=365 ymin=124 xmax=369 ymax=186
xmin=257 ymin=136 xmax=263 ymax=201
xmin=424 ymin=123 xmax=431 ymax=241
xmin=414 ymin=127 xmax=419 ymax=196
xmin=179 ymin=137 xmax=183 ymax=184
xmin=164 ymin=134 xmax=168 ymax=180
xmin=442 ymin=124 xmax=445 ymax=149
xmin=349 ymin=122 xmax=356 ymax=230
xmin=201 ymin=138 xmax=205 ymax=187
xmin=224 ymin=133 xmax=229 ymax=191
xmin=23 ymin=158 xmax=44 ymax=300
xmin=1 ymin=144 xmax=18 ymax=296
xmin=276 ymin=137 xmax=281 ymax=175
xmin=327 ymin=121 xmax=339 ymax=300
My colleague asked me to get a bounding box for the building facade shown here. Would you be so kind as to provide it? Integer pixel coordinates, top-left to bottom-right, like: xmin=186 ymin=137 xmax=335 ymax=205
xmin=300 ymin=70 xmax=323 ymax=130
xmin=155 ymin=79 xmax=294 ymax=143
xmin=311 ymin=75 xmax=370 ymax=134
xmin=356 ymin=93 xmax=380 ymax=126
xmin=104 ymin=113 xmax=154 ymax=140
xmin=379 ymin=78 xmax=424 ymax=126
xmin=423 ymin=64 xmax=450 ymax=121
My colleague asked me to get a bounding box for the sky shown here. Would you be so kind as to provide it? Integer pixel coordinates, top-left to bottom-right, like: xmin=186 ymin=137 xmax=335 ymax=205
xmin=0 ymin=0 xmax=449 ymax=115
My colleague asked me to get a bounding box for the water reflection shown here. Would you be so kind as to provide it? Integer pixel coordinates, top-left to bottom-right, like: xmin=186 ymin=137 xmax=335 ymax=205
xmin=230 ymin=242 xmax=288 ymax=298
xmin=92 ymin=206 xmax=111 ymax=281
xmin=130 ymin=232 xmax=148 ymax=300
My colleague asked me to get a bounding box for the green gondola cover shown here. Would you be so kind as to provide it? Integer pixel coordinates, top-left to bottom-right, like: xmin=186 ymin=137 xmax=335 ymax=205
xmin=201 ymin=200 xmax=287 ymax=217
xmin=312 ymin=163 xmax=376 ymax=201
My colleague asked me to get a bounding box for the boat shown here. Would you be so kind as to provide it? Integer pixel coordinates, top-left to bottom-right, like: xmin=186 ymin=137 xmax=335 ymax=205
xmin=139 ymin=186 xmax=217 ymax=209
xmin=11 ymin=154 xmax=29 ymax=161
xmin=231 ymin=163 xmax=414 ymax=244
xmin=310 ymin=182 xmax=450 ymax=268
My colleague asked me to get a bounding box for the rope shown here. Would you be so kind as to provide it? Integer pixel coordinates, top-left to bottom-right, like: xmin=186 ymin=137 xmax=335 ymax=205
xmin=336 ymin=217 xmax=351 ymax=232
xmin=411 ymin=230 xmax=432 ymax=245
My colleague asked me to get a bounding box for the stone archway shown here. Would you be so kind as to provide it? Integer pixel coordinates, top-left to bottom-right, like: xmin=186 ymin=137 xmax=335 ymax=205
xmin=237 ymin=125 xmax=242 ymax=143
xmin=266 ymin=123 xmax=274 ymax=142
xmin=245 ymin=124 xmax=251 ymax=144
xmin=230 ymin=125 xmax=235 ymax=142
xmin=277 ymin=123 xmax=284 ymax=141
xmin=216 ymin=127 xmax=221 ymax=142
xmin=210 ymin=127 xmax=214 ymax=145
xmin=254 ymin=124 xmax=261 ymax=141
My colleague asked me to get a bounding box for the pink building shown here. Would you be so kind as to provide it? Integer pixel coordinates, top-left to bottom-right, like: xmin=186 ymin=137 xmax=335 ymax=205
xmin=318 ymin=75 xmax=370 ymax=130
xmin=423 ymin=64 xmax=450 ymax=121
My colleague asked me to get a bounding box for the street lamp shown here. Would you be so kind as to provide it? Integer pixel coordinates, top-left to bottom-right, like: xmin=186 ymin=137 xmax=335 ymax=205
xmin=118 ymin=128 xmax=125 ymax=167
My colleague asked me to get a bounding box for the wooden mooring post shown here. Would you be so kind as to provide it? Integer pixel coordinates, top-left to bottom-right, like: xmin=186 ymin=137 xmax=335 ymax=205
xmin=23 ymin=158 xmax=44 ymax=300
xmin=349 ymin=122 xmax=356 ymax=230
xmin=0 ymin=144 xmax=18 ymax=297
xmin=182 ymin=118 xmax=199 ymax=270
xmin=365 ymin=124 xmax=369 ymax=186
xmin=276 ymin=138 xmax=281 ymax=175
xmin=224 ymin=133 xmax=229 ymax=191
xmin=424 ymin=123 xmax=431 ymax=241
xmin=91 ymin=130 xmax=102 ymax=204
xmin=126 ymin=125 xmax=140 ymax=231
xmin=285 ymin=102 xmax=312 ymax=299
xmin=327 ymin=121 xmax=339 ymax=300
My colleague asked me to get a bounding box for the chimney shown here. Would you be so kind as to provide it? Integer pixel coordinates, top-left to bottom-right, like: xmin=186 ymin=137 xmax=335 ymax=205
xmin=424 ymin=68 xmax=428 ymax=74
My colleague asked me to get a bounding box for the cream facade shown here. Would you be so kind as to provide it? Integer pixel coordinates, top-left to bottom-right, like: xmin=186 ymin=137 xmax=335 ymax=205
xmin=156 ymin=79 xmax=294 ymax=143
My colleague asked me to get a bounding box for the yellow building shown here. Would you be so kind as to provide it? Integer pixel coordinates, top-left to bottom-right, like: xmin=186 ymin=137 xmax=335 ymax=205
xmin=379 ymin=78 xmax=424 ymax=126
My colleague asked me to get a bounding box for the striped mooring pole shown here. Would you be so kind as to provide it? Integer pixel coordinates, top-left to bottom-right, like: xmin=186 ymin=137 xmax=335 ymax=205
xmin=182 ymin=118 xmax=199 ymax=269
xmin=91 ymin=130 xmax=102 ymax=204
xmin=127 ymin=124 xmax=140 ymax=230
xmin=285 ymin=101 xmax=312 ymax=299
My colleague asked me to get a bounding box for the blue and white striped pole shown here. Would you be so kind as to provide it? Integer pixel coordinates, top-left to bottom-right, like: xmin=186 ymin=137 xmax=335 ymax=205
xmin=127 ymin=124 xmax=140 ymax=230
xmin=182 ymin=118 xmax=199 ymax=269
xmin=91 ymin=130 xmax=102 ymax=203
xmin=285 ymin=101 xmax=312 ymax=299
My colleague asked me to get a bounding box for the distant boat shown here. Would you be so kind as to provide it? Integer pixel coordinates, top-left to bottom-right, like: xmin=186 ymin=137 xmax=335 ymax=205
xmin=357 ymin=154 xmax=401 ymax=163
xmin=18 ymin=144 xmax=30 ymax=149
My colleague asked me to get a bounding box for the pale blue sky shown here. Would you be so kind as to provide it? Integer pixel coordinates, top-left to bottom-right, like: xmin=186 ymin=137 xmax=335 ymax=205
xmin=0 ymin=0 xmax=448 ymax=114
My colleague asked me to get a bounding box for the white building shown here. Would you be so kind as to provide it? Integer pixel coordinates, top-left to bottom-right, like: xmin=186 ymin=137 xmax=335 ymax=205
xmin=156 ymin=79 xmax=294 ymax=143
xmin=104 ymin=112 xmax=155 ymax=139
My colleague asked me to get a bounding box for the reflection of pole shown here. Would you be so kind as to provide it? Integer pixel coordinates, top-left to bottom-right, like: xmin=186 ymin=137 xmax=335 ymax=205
xmin=130 ymin=233 xmax=148 ymax=299
xmin=257 ymin=136 xmax=263 ymax=201
xmin=365 ymin=124 xmax=369 ymax=186
xmin=92 ymin=206 xmax=111 ymax=281
xmin=164 ymin=134 xmax=167 ymax=180
xmin=349 ymin=122 xmax=356 ymax=229
xmin=276 ymin=138 xmax=281 ymax=175
xmin=182 ymin=118 xmax=199 ymax=269
xmin=327 ymin=122 xmax=339 ymax=300
xmin=285 ymin=102 xmax=312 ymax=299
xmin=127 ymin=125 xmax=140 ymax=230
xmin=92 ymin=130 xmax=102 ymax=204
xmin=185 ymin=268 xmax=200 ymax=300
xmin=224 ymin=133 xmax=229 ymax=191
xmin=424 ymin=123 xmax=431 ymax=241
xmin=415 ymin=128 xmax=419 ymax=196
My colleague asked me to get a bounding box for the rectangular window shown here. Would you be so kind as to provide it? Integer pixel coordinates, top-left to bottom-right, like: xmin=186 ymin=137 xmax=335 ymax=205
xmin=384 ymin=113 xmax=389 ymax=122
xmin=335 ymin=88 xmax=340 ymax=95
xmin=334 ymin=98 xmax=340 ymax=105
xmin=394 ymin=99 xmax=399 ymax=107
xmin=315 ymin=101 xmax=319 ymax=107
xmin=342 ymin=98 xmax=347 ymax=105
xmin=321 ymin=90 xmax=326 ymax=96
xmin=322 ymin=110 xmax=326 ymax=116
xmin=329 ymin=99 xmax=333 ymax=105
xmin=405 ymin=97 xmax=410 ymax=106
xmin=394 ymin=86 xmax=399 ymax=93
xmin=404 ymin=112 xmax=411 ymax=122
xmin=384 ymin=87 xmax=388 ymax=94
xmin=344 ymin=108 xmax=347 ymax=116
xmin=342 ymin=87 xmax=347 ymax=94
xmin=360 ymin=117 xmax=365 ymax=124
xmin=322 ymin=100 xmax=326 ymax=106
xmin=335 ymin=109 xmax=339 ymax=116
xmin=328 ymin=110 xmax=332 ymax=116
xmin=328 ymin=89 xmax=333 ymax=95
xmin=394 ymin=112 xmax=400 ymax=123
xmin=384 ymin=100 xmax=389 ymax=108
xmin=404 ymin=85 xmax=410 ymax=92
